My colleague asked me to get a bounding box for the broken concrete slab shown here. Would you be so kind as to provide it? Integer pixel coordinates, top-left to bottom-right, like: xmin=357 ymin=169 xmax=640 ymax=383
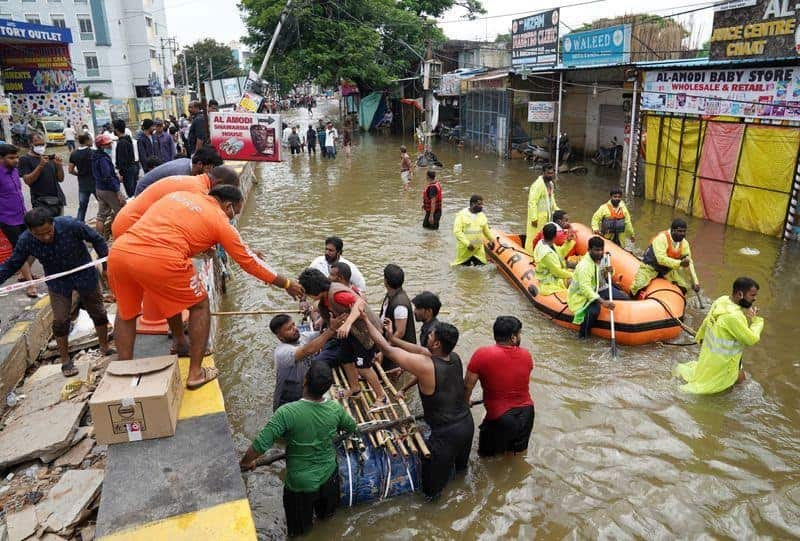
xmin=40 ymin=426 xmax=94 ymax=463
xmin=40 ymin=534 xmax=67 ymax=541
xmin=53 ymin=438 xmax=94 ymax=468
xmin=5 ymin=506 xmax=38 ymax=541
xmin=5 ymin=362 xmax=92 ymax=424
xmin=0 ymin=402 xmax=86 ymax=469
xmin=36 ymin=469 xmax=103 ymax=534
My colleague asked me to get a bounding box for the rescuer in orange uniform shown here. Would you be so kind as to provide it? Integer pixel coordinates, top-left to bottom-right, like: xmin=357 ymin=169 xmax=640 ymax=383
xmin=108 ymin=185 xmax=304 ymax=389
xmin=111 ymin=166 xmax=239 ymax=239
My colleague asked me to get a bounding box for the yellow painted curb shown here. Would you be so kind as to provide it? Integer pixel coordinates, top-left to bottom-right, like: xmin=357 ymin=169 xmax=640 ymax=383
xmin=177 ymin=355 xmax=225 ymax=420
xmin=98 ymin=498 xmax=256 ymax=541
xmin=0 ymin=321 xmax=30 ymax=345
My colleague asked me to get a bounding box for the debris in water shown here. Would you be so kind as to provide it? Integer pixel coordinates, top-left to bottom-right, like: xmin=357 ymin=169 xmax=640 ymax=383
xmin=739 ymin=247 xmax=760 ymax=255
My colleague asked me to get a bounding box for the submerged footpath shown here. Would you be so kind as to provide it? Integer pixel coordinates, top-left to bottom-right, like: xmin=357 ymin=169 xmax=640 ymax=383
xmin=0 ymin=162 xmax=258 ymax=541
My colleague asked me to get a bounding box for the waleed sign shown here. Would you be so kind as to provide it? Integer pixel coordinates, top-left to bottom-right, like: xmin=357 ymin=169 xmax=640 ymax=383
xmin=709 ymin=0 xmax=800 ymax=60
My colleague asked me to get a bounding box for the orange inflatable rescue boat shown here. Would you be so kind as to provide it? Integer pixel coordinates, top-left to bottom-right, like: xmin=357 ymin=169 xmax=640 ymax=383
xmin=486 ymin=223 xmax=686 ymax=345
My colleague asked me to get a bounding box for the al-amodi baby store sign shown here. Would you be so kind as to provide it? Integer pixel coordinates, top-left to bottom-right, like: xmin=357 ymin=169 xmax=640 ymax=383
xmin=642 ymin=66 xmax=800 ymax=121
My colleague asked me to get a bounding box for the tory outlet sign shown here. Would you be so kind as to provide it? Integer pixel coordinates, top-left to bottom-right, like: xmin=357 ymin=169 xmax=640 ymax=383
xmin=0 ymin=19 xmax=72 ymax=44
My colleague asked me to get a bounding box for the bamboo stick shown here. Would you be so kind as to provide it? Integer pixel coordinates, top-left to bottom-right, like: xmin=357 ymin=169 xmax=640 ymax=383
xmin=335 ymin=367 xmax=378 ymax=448
xmin=375 ymin=363 xmax=430 ymax=457
xmin=359 ymin=380 xmax=407 ymax=457
xmin=359 ymin=378 xmax=415 ymax=456
xmin=330 ymin=368 xmax=358 ymax=452
xmin=352 ymin=374 xmax=397 ymax=455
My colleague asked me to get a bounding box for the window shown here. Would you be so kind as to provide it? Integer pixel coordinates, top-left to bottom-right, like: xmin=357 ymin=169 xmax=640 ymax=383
xmin=149 ymin=48 xmax=157 ymax=59
xmin=77 ymin=15 xmax=93 ymax=40
xmin=25 ymin=14 xmax=41 ymax=24
xmin=50 ymin=14 xmax=65 ymax=28
xmin=84 ymin=53 xmax=99 ymax=77
xmin=144 ymin=16 xmax=152 ymax=27
xmin=47 ymin=0 xmax=62 ymax=3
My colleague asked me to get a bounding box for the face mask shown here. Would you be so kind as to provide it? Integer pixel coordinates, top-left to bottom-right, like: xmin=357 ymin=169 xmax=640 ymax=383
xmin=737 ymin=298 xmax=753 ymax=309
xmin=611 ymin=199 xmax=621 ymax=207
xmin=591 ymin=251 xmax=603 ymax=262
xmin=471 ymin=205 xmax=483 ymax=213
xmin=544 ymin=175 xmax=554 ymax=182
xmin=671 ymin=231 xmax=686 ymax=243
xmin=33 ymin=145 xmax=46 ymax=155
xmin=103 ymin=148 xmax=112 ymax=156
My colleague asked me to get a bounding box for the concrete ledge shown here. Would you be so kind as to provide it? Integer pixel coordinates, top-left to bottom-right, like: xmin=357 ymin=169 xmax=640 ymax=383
xmin=0 ymin=296 xmax=53 ymax=409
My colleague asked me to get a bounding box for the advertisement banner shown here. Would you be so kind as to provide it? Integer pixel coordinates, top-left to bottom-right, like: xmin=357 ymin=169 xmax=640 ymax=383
xmin=136 ymin=98 xmax=153 ymax=113
xmin=0 ymin=19 xmax=72 ymax=43
xmin=237 ymin=91 xmax=264 ymax=113
xmin=561 ymin=24 xmax=631 ymax=67
xmin=0 ymin=44 xmax=76 ymax=94
xmin=642 ymin=67 xmax=800 ymax=121
xmin=210 ymin=111 xmax=281 ymax=162
xmin=110 ymin=99 xmax=130 ymax=122
xmin=152 ymin=96 xmax=165 ymax=112
xmin=92 ymin=99 xmax=111 ymax=131
xmin=222 ymin=78 xmax=241 ymax=104
xmin=710 ymin=0 xmax=800 ymax=60
xmin=528 ymin=101 xmax=556 ymax=122
xmin=439 ymin=73 xmax=462 ymax=96
xmin=512 ymin=9 xmax=560 ymax=68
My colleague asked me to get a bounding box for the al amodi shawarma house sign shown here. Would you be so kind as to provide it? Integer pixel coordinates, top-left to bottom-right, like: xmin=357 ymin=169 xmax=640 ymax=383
xmin=710 ymin=0 xmax=800 ymax=60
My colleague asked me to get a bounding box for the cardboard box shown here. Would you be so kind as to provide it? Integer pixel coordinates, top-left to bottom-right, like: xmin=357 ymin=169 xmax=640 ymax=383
xmin=89 ymin=356 xmax=183 ymax=445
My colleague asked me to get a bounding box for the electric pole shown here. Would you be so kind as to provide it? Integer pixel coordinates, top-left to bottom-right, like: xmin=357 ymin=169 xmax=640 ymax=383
xmin=209 ymin=58 xmax=214 ymax=82
xmin=424 ymin=39 xmax=433 ymax=152
xmin=160 ymin=36 xmax=178 ymax=89
xmin=195 ymin=55 xmax=201 ymax=99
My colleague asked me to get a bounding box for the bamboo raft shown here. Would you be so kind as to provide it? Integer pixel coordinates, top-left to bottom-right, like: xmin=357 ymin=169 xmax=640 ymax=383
xmin=331 ymin=364 xmax=427 ymax=506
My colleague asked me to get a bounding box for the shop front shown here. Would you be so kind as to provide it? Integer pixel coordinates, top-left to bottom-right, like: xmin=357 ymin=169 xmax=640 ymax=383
xmin=0 ymin=19 xmax=88 ymax=140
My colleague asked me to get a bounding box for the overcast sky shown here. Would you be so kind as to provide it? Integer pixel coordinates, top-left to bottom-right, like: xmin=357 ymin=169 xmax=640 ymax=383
xmin=164 ymin=0 xmax=715 ymax=50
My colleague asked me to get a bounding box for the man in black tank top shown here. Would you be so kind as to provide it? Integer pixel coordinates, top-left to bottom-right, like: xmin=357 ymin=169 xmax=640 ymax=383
xmin=360 ymin=306 xmax=474 ymax=500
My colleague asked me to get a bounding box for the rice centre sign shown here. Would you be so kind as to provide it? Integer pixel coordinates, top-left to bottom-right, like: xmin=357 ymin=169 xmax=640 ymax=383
xmin=709 ymin=0 xmax=800 ymax=60
xmin=642 ymin=66 xmax=800 ymax=121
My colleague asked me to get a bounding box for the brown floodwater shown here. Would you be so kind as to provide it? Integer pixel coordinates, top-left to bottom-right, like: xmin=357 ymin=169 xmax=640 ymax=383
xmin=215 ymin=105 xmax=800 ymax=539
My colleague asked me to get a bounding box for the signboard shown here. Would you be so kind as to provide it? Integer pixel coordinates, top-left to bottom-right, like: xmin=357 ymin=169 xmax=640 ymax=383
xmin=439 ymin=73 xmax=462 ymax=96
xmin=92 ymin=99 xmax=111 ymax=131
xmin=528 ymin=101 xmax=556 ymax=122
xmin=136 ymin=98 xmax=153 ymax=113
xmin=237 ymin=91 xmax=264 ymax=113
xmin=561 ymin=24 xmax=631 ymax=67
xmin=642 ymin=67 xmax=800 ymax=121
xmin=152 ymin=96 xmax=166 ymax=112
xmin=110 ymin=99 xmax=130 ymax=122
xmin=710 ymin=0 xmax=800 ymax=60
xmin=222 ymin=78 xmax=241 ymax=104
xmin=210 ymin=111 xmax=281 ymax=162
xmin=0 ymin=19 xmax=72 ymax=43
xmin=511 ymin=9 xmax=559 ymax=67
xmin=0 ymin=44 xmax=76 ymax=94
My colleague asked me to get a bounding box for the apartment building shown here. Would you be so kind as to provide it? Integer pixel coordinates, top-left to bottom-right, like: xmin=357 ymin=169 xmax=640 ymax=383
xmin=1 ymin=0 xmax=174 ymax=98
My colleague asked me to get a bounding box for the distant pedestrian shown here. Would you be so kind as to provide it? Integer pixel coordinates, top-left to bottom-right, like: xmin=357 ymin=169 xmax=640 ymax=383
xmin=317 ymin=124 xmax=327 ymax=157
xmin=208 ymin=99 xmax=219 ymax=113
xmin=153 ymin=119 xmax=176 ymax=162
xmin=113 ymin=120 xmax=138 ymax=197
xmin=137 ymin=119 xmax=160 ymax=173
xmin=341 ymin=129 xmax=351 ymax=156
xmin=92 ymin=134 xmax=125 ymax=238
xmin=186 ymin=101 xmax=207 ymax=157
xmin=288 ymin=127 xmax=301 ymax=155
xmin=69 ymin=134 xmax=95 ymax=223
xmin=422 ymin=170 xmax=442 ymax=229
xmin=325 ymin=122 xmax=338 ymax=159
xmin=400 ymin=145 xmax=413 ymax=191
xmin=63 ymin=121 xmax=76 ymax=151
xmin=306 ymin=125 xmax=317 ymax=155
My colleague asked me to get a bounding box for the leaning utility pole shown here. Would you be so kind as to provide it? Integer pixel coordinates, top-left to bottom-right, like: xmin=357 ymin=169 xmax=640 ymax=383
xmin=256 ymin=0 xmax=292 ymax=79
xmin=195 ymin=55 xmax=201 ymax=99
xmin=424 ymin=39 xmax=433 ymax=152
xmin=208 ymin=58 xmax=214 ymax=82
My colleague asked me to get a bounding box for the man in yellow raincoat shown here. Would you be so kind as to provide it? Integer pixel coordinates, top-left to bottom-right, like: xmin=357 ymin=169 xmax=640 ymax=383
xmin=567 ymin=236 xmax=629 ymax=338
xmin=533 ymin=223 xmax=573 ymax=296
xmin=631 ymin=218 xmax=699 ymax=296
xmin=675 ymin=277 xmax=763 ymax=394
xmin=591 ymin=189 xmax=635 ymax=246
xmin=452 ymin=194 xmax=494 ymax=266
xmin=525 ymin=165 xmax=558 ymax=253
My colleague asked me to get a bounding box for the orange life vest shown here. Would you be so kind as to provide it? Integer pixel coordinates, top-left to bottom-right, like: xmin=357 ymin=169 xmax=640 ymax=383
xmin=423 ymin=181 xmax=443 ymax=212
xmin=606 ymin=202 xmax=625 ymax=220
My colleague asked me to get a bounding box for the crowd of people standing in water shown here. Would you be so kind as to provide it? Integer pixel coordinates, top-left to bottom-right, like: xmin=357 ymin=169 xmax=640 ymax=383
xmin=0 ymin=105 xmax=765 ymax=536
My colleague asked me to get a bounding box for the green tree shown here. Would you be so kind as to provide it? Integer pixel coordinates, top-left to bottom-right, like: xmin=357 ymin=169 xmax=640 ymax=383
xmin=240 ymin=0 xmax=483 ymax=92
xmin=175 ymin=39 xmax=242 ymax=84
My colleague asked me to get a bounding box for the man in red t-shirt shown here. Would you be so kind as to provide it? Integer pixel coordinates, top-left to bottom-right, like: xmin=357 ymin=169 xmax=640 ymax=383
xmin=464 ymin=316 xmax=534 ymax=456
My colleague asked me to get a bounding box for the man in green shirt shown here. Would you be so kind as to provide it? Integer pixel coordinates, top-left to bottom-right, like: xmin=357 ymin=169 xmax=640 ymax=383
xmin=240 ymin=362 xmax=356 ymax=537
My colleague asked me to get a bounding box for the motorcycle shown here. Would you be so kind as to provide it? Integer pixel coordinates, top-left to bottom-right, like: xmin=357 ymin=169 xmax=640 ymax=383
xmin=528 ymin=133 xmax=588 ymax=175
xmin=592 ymin=137 xmax=624 ymax=169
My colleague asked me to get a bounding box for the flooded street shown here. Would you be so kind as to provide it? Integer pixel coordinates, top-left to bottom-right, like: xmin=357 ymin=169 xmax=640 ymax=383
xmin=217 ymin=106 xmax=800 ymax=539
